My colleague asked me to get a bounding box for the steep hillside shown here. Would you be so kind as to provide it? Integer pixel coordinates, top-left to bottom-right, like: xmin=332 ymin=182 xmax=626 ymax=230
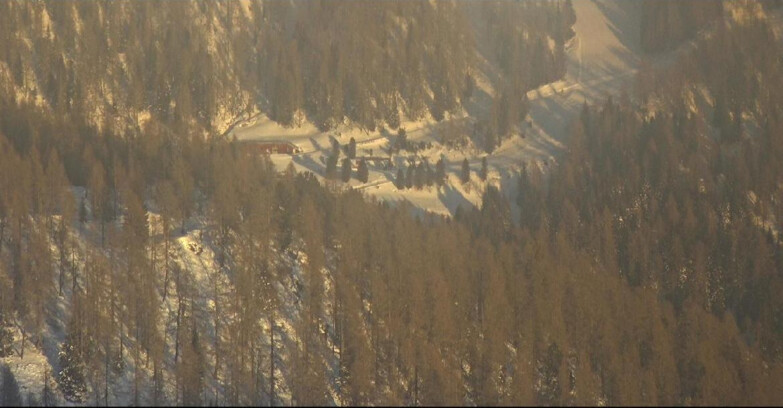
xmin=0 ymin=1 xmax=573 ymax=140
xmin=3 ymin=1 xmax=783 ymax=406
xmin=1 ymin=122 xmax=782 ymax=405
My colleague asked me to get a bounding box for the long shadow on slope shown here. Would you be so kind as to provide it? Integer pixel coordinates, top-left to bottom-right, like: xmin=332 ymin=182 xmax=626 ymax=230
xmin=437 ymin=183 xmax=476 ymax=215
xmin=496 ymin=165 xmax=523 ymax=226
xmin=292 ymin=154 xmax=325 ymax=177
xmin=593 ymin=0 xmax=642 ymax=57
xmin=309 ymin=136 xmax=324 ymax=152
xmin=527 ymin=94 xmax=583 ymax=152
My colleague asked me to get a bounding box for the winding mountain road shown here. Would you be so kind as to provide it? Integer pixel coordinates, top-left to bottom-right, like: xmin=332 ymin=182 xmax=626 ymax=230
xmin=492 ymin=0 xmax=642 ymax=168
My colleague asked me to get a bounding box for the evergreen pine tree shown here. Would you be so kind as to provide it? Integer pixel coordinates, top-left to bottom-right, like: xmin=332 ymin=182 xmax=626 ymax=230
xmin=537 ymin=342 xmax=563 ymax=405
xmin=396 ymin=168 xmax=406 ymax=190
xmin=562 ymin=0 xmax=577 ymax=41
xmin=58 ymin=324 xmax=87 ymax=402
xmin=181 ymin=326 xmax=205 ymax=406
xmin=79 ymin=195 xmax=88 ymax=223
xmin=396 ymin=128 xmax=408 ymax=153
xmin=332 ymin=139 xmax=341 ymax=157
xmin=406 ymin=163 xmax=415 ymax=189
xmin=414 ymin=162 xmax=426 ymax=190
xmin=325 ymin=154 xmax=339 ymax=180
xmin=341 ymin=158 xmax=353 ymax=182
xmin=714 ymin=92 xmax=731 ymax=132
xmin=348 ymin=137 xmax=357 ymax=159
xmin=41 ymin=369 xmax=54 ymax=407
xmin=484 ymin=127 xmax=498 ymax=154
xmin=461 ymin=158 xmax=471 ymax=184
xmin=425 ymin=161 xmax=434 ymax=187
xmin=436 ymin=158 xmax=447 ymax=186
xmin=519 ymin=93 xmax=530 ymax=123
xmin=357 ymin=159 xmax=369 ymax=183
xmin=0 ymin=312 xmax=12 ymax=358
xmin=385 ymin=96 xmax=400 ymax=130
xmin=463 ymin=72 xmax=475 ymax=101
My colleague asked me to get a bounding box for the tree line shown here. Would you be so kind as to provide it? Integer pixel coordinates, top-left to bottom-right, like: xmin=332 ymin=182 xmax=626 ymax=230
xmin=639 ymin=0 xmax=724 ymax=53
xmin=0 ymin=0 xmax=574 ymax=141
xmin=1 ymin=1 xmax=782 ymax=405
xmin=2 ymin=53 xmax=783 ymax=404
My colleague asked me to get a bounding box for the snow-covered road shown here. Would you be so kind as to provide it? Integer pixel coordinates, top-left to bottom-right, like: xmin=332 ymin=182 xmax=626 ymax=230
xmin=495 ymin=0 xmax=642 ymax=165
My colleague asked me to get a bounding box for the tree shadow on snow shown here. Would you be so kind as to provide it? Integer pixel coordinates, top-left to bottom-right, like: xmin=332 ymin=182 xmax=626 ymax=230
xmin=438 ymin=184 xmax=476 ymax=216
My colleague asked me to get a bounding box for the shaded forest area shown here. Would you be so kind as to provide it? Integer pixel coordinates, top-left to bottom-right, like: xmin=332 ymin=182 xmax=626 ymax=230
xmin=639 ymin=0 xmax=783 ymax=53
xmin=639 ymin=0 xmax=724 ymax=53
xmin=512 ymin=10 xmax=783 ymax=400
xmin=0 ymin=0 xmax=573 ymax=137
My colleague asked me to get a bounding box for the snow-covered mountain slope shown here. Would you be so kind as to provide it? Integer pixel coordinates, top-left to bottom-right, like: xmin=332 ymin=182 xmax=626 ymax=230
xmin=232 ymin=0 xmax=783 ymax=220
xmin=0 ymin=199 xmax=338 ymax=406
xmin=230 ymin=0 xmax=645 ymax=218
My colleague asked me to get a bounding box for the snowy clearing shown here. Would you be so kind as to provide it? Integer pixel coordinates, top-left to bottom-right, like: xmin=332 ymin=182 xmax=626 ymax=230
xmin=229 ymin=1 xmax=644 ymax=217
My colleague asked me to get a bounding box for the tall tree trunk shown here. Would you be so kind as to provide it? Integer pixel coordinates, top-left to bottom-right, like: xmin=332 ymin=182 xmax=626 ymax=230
xmin=105 ymin=337 xmax=110 ymax=406
xmin=213 ymin=269 xmax=220 ymax=379
xmin=269 ymin=310 xmax=275 ymax=407
xmin=175 ymin=298 xmax=184 ymax=363
xmin=414 ymin=364 xmax=419 ymax=406
xmin=71 ymin=240 xmax=78 ymax=293
xmin=133 ymin=342 xmax=140 ymax=407
xmin=250 ymin=338 xmax=257 ymax=401
xmin=43 ymin=368 xmax=50 ymax=406
xmin=152 ymin=361 xmax=161 ymax=406
xmin=19 ymin=323 xmax=25 ymax=359
xmin=163 ymin=231 xmax=169 ymax=301
xmin=58 ymin=232 xmax=66 ymax=296
xmin=0 ymin=219 xmax=5 ymax=255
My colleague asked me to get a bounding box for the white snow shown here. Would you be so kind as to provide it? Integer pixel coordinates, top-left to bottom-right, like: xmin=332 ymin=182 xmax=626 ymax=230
xmin=229 ymin=1 xmax=645 ymax=218
xmin=1 ymin=345 xmax=57 ymax=405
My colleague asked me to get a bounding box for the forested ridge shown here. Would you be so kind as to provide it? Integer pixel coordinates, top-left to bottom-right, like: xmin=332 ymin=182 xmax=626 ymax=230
xmin=639 ymin=0 xmax=725 ymax=53
xmin=0 ymin=0 xmax=573 ymax=137
xmin=639 ymin=0 xmax=783 ymax=53
xmin=1 ymin=0 xmax=783 ymax=406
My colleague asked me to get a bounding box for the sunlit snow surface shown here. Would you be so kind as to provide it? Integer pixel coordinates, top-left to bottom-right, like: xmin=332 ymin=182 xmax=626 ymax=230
xmin=230 ymin=1 xmax=643 ymax=218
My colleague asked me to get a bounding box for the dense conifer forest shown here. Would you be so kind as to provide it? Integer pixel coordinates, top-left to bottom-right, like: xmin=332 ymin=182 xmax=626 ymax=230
xmin=0 ymin=0 xmax=573 ymax=135
xmin=1 ymin=0 xmax=783 ymax=406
